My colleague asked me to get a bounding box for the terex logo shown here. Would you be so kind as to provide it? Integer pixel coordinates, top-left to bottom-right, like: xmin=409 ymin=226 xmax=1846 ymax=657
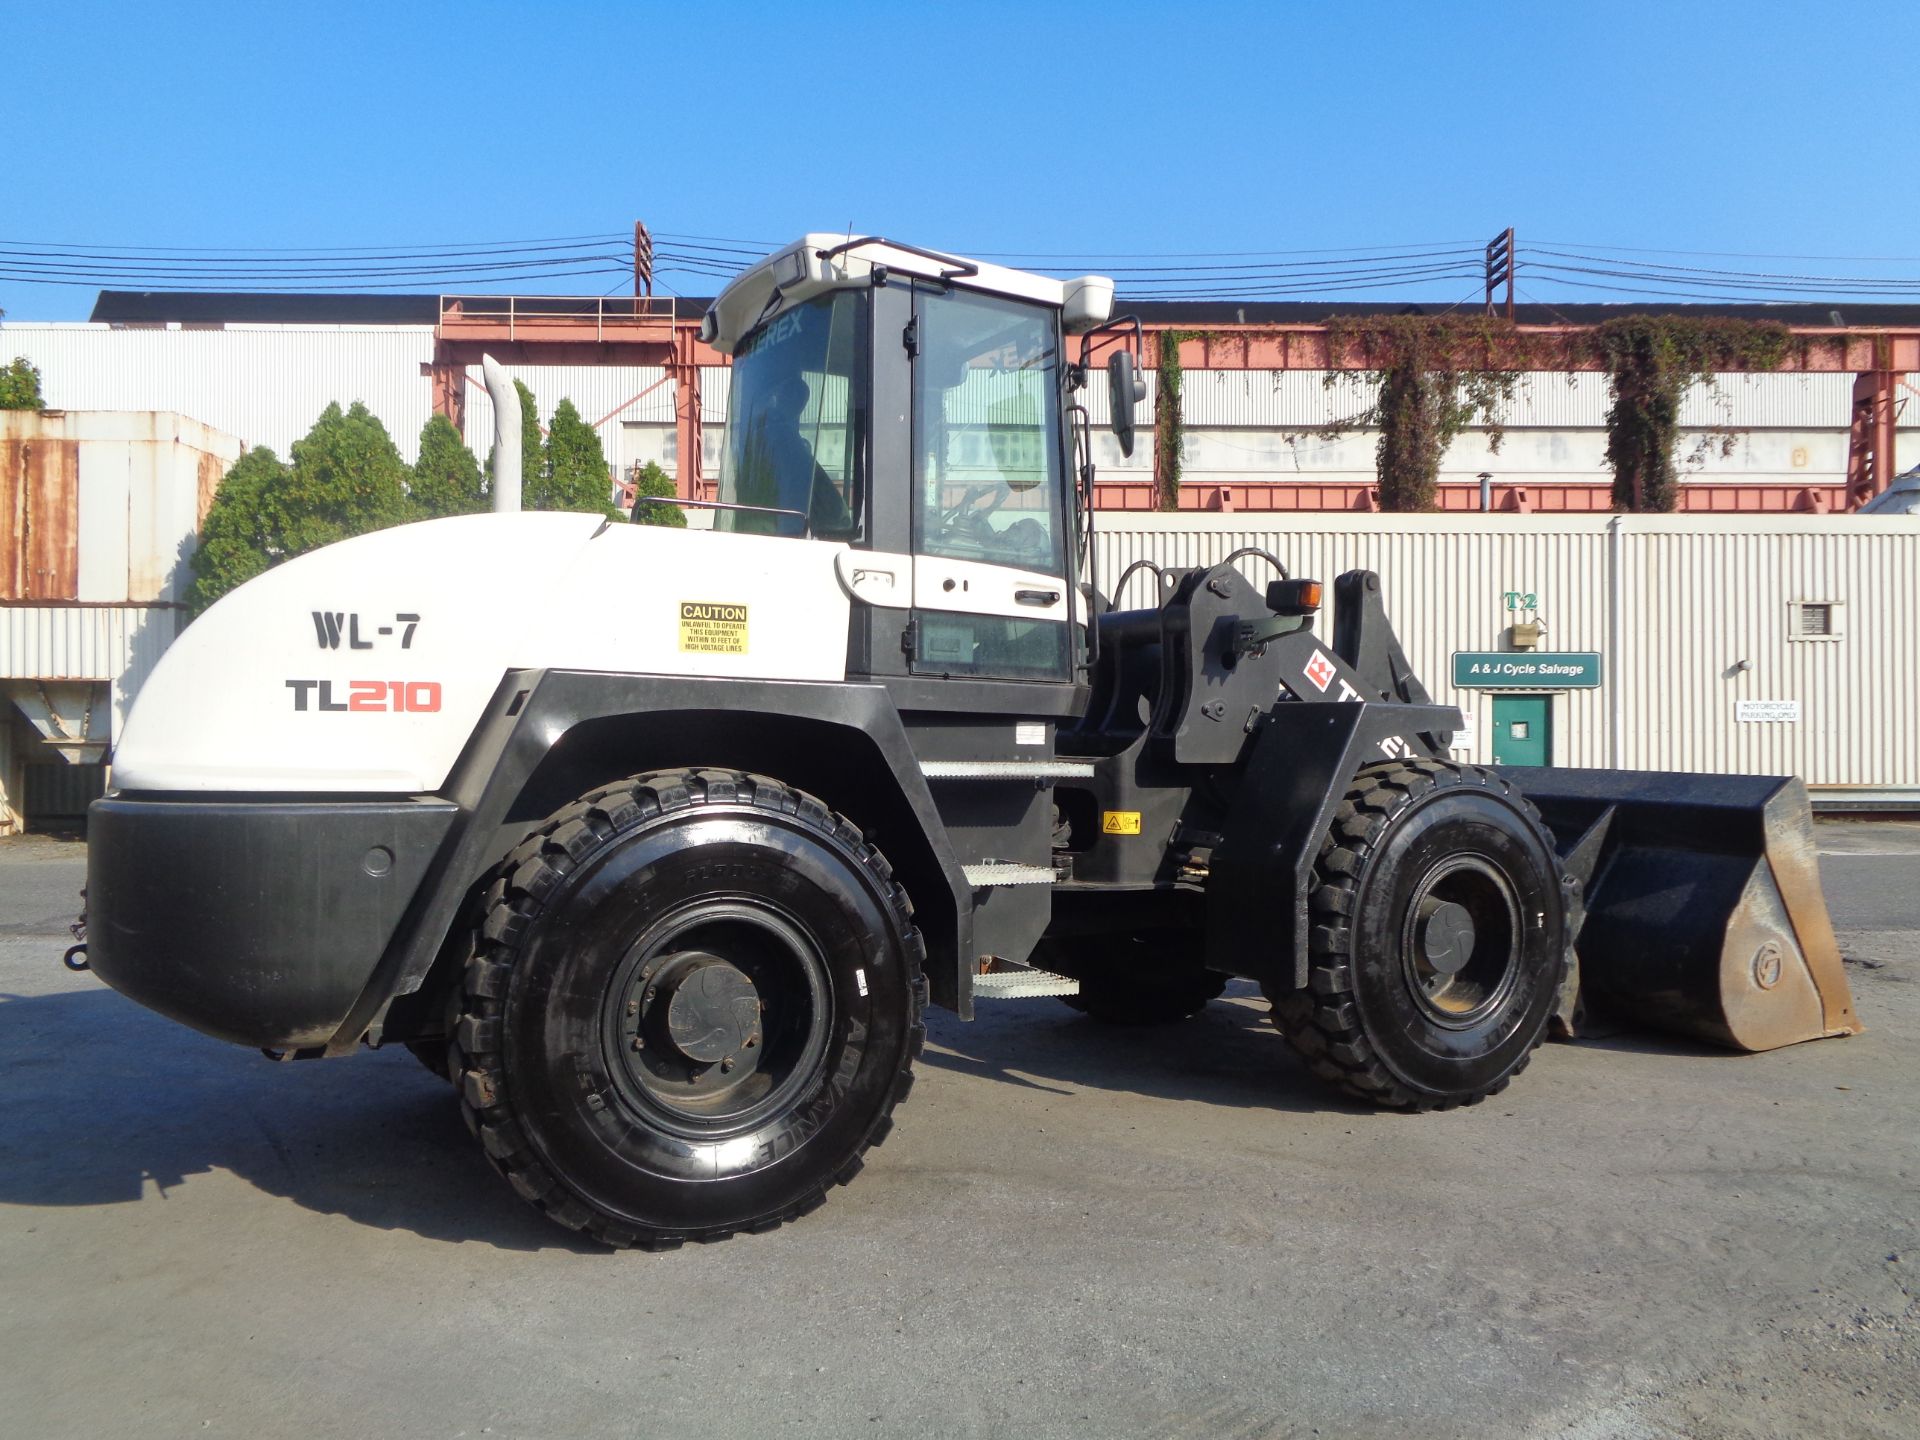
xmin=313 ymin=611 xmax=420 ymax=650
xmin=1303 ymin=649 xmax=1337 ymax=692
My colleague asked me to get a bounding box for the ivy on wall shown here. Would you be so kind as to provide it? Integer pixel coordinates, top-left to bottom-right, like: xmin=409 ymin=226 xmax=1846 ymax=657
xmin=1588 ymin=317 xmax=1795 ymax=511
xmin=1153 ymin=329 xmax=1194 ymax=511
xmin=1317 ymin=315 xmax=1524 ymax=511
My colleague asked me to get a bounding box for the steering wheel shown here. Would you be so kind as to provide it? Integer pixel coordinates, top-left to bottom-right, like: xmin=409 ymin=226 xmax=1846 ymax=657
xmin=936 ymin=483 xmax=1004 ymax=536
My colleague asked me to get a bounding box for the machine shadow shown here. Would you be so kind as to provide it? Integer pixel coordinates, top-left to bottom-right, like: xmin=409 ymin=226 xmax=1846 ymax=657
xmin=0 ymin=986 xmax=599 ymax=1252
xmin=917 ymin=981 xmax=1378 ymax=1116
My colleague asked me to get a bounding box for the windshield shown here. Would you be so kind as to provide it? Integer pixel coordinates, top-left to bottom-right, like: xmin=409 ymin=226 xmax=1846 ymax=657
xmin=715 ymin=290 xmax=866 ymax=538
xmin=913 ymin=289 xmax=1065 ymax=575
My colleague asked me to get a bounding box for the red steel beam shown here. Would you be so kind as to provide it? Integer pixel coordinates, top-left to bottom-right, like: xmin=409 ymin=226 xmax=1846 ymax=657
xmin=1105 ymin=322 xmax=1920 ymax=375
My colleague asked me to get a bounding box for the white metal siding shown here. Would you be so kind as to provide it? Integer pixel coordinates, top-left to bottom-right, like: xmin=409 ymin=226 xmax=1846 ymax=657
xmin=1094 ymin=513 xmax=1920 ymax=791
xmin=0 ymin=605 xmax=182 ymax=734
xmin=461 ymin=363 xmax=674 ymax=460
xmin=1 ymin=324 xmax=438 ymax=461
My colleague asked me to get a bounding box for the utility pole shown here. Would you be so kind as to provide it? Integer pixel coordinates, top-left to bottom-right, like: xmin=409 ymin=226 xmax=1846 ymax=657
xmin=1484 ymin=227 xmax=1515 ymax=320
xmin=633 ymin=221 xmax=654 ymax=297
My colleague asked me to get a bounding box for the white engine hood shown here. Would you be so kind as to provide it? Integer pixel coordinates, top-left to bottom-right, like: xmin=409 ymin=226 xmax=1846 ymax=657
xmin=114 ymin=512 xmax=852 ymax=793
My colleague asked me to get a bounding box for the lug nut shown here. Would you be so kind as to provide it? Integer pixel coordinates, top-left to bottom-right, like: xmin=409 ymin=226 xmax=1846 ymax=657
xmin=720 ymin=1057 xmax=734 ymax=1073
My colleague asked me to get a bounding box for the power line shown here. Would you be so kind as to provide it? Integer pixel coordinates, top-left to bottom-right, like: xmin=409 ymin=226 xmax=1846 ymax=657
xmin=0 ymin=233 xmax=629 ymax=257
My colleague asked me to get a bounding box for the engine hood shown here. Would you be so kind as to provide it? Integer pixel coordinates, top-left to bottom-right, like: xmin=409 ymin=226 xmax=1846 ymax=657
xmin=113 ymin=512 xmax=851 ymax=792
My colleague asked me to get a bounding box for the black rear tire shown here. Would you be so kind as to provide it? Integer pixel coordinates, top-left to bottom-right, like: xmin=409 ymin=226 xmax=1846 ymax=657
xmin=1268 ymin=759 xmax=1566 ymax=1111
xmin=453 ymin=769 xmax=926 ymax=1248
xmin=404 ymin=1038 xmax=453 ymax=1083
xmin=1052 ymin=932 xmax=1228 ymax=1025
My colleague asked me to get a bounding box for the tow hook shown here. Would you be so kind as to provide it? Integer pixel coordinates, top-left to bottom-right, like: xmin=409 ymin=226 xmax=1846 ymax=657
xmin=64 ymin=891 xmax=90 ymax=972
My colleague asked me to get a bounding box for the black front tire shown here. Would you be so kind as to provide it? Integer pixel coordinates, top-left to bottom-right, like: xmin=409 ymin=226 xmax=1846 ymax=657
xmin=1269 ymin=760 xmax=1566 ymax=1111
xmin=453 ymin=769 xmax=926 ymax=1248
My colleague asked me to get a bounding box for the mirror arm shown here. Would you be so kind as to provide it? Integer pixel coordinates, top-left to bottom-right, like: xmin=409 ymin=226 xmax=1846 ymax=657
xmin=1065 ymin=402 xmax=1100 ymax=676
xmin=1077 ymin=314 xmax=1145 ymax=371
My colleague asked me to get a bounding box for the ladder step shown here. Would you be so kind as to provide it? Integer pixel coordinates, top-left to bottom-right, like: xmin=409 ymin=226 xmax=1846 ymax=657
xmin=962 ymin=862 xmax=1058 ymax=888
xmin=921 ymin=760 xmax=1095 ymax=781
xmin=972 ymin=968 xmax=1080 ymax=999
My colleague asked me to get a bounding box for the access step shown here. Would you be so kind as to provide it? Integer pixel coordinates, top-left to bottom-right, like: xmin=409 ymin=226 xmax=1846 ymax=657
xmin=961 ymin=862 xmax=1057 ymax=888
xmin=920 ymin=760 xmax=1095 ymax=781
xmin=972 ymin=966 xmax=1080 ymax=1000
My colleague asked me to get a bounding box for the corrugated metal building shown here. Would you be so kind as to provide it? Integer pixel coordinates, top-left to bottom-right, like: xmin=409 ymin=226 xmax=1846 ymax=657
xmin=0 ymin=409 xmax=241 ymax=830
xmin=1094 ymin=512 xmax=1920 ymax=800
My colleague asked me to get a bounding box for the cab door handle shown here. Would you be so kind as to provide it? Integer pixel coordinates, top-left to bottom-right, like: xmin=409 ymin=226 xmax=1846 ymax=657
xmin=1015 ymin=589 xmax=1061 ymax=606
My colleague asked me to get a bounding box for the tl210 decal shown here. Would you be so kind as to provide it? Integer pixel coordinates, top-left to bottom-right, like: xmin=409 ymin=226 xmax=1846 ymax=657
xmin=286 ymin=680 xmax=442 ymax=712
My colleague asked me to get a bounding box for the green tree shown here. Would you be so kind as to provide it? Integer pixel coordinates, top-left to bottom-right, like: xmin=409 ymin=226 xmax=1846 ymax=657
xmin=188 ymin=402 xmax=414 ymax=614
xmin=628 ymin=459 xmax=685 ymax=526
xmin=411 ymin=412 xmax=486 ymax=517
xmin=0 ymin=356 xmax=44 ymax=409
xmin=279 ymin=400 xmax=412 ymax=552
xmin=188 ymin=446 xmax=294 ymax=613
xmin=535 ymin=397 xmax=620 ymax=517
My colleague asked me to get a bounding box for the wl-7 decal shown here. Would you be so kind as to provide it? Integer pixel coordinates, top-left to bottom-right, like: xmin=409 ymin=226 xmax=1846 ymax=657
xmin=313 ymin=612 xmax=421 ymax=650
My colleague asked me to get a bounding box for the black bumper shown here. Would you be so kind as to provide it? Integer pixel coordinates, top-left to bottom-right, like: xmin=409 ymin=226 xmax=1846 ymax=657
xmin=86 ymin=795 xmax=459 ymax=1050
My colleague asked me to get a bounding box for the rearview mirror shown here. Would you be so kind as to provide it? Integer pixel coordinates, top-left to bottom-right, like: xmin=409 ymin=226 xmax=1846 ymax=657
xmin=1108 ymin=350 xmax=1143 ymax=458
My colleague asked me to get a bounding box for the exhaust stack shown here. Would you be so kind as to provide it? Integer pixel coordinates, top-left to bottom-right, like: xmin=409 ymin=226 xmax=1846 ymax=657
xmin=482 ymin=353 xmax=521 ymax=513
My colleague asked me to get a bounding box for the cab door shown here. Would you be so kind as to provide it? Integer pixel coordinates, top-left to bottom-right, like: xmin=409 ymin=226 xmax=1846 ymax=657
xmin=906 ymin=285 xmax=1073 ymax=683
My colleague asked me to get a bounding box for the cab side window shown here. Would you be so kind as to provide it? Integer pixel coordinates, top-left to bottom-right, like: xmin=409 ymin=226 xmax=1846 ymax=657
xmin=912 ymin=289 xmax=1064 ymax=576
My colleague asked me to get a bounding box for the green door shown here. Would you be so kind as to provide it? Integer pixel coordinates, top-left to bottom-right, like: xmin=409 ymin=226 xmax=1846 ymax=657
xmin=1491 ymin=694 xmax=1551 ymax=767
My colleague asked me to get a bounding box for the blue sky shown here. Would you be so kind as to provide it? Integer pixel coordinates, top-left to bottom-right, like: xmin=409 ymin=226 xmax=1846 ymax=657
xmin=5 ymin=1 xmax=1916 ymax=319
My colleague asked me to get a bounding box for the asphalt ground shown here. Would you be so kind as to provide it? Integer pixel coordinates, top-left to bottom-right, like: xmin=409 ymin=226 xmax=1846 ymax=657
xmin=0 ymin=821 xmax=1915 ymax=1439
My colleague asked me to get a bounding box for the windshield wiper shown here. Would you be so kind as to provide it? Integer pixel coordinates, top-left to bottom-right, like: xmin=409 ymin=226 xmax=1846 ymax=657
xmin=632 ymin=496 xmax=812 ymax=535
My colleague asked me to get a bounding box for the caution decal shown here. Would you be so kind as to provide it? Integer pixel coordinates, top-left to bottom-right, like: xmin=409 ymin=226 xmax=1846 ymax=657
xmin=1102 ymin=810 xmax=1143 ymax=836
xmin=679 ymin=601 xmax=749 ymax=654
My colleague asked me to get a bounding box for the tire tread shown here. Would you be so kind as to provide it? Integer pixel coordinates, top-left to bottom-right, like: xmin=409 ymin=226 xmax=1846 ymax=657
xmin=453 ymin=768 xmax=926 ymax=1249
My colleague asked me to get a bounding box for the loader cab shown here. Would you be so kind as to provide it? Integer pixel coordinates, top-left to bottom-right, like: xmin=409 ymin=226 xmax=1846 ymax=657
xmin=705 ymin=236 xmax=1111 ymax=697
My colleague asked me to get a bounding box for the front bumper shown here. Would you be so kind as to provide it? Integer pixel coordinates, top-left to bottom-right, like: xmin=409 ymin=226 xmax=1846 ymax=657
xmin=86 ymin=795 xmax=459 ymax=1050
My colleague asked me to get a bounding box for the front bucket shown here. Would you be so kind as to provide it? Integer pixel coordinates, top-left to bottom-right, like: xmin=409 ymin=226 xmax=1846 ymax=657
xmin=1507 ymin=768 xmax=1860 ymax=1052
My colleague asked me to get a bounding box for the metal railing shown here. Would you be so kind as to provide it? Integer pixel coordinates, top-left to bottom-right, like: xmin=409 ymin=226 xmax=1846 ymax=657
xmin=437 ymin=294 xmax=677 ymax=341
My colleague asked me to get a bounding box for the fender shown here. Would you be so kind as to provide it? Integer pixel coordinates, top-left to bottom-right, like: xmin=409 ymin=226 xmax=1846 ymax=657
xmin=1204 ymin=700 xmax=1462 ymax=988
xmin=340 ymin=668 xmax=976 ymax=1054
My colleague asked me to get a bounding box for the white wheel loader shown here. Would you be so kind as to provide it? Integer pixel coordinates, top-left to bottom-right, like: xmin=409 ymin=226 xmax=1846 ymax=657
xmin=82 ymin=236 xmax=1859 ymax=1248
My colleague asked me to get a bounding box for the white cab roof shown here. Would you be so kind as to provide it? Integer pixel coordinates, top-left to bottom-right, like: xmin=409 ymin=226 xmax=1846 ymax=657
xmin=703 ymin=235 xmax=1111 ymax=354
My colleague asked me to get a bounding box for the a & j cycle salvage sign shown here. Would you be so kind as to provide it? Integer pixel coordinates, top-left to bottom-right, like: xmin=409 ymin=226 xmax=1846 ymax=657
xmin=1451 ymin=652 xmax=1602 ymax=689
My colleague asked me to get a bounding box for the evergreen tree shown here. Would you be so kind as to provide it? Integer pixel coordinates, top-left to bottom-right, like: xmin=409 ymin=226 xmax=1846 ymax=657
xmin=279 ymin=400 xmax=412 ymax=553
xmin=187 ymin=402 xmax=413 ymax=614
xmin=412 ymin=412 xmax=486 ymax=517
xmin=628 ymin=459 xmax=685 ymax=526
xmin=0 ymin=356 xmax=44 ymax=409
xmin=187 ymin=447 xmax=295 ymax=614
xmin=535 ymin=397 xmax=620 ymax=517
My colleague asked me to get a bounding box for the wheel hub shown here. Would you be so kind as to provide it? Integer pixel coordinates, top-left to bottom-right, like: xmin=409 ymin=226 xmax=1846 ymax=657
xmin=659 ymin=954 xmax=762 ymax=1063
xmin=1416 ymin=899 xmax=1477 ymax=977
xmin=1399 ymin=857 xmax=1522 ymax=1028
xmin=602 ymin=903 xmax=831 ymax=1136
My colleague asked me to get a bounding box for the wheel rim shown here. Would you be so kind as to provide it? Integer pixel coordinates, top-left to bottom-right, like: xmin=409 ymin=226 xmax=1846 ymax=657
xmin=1397 ymin=855 xmax=1522 ymax=1029
xmin=600 ymin=899 xmax=833 ymax=1139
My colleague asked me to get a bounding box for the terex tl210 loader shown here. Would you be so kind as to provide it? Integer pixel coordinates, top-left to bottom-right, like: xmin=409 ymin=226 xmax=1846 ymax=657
xmin=83 ymin=236 xmax=1859 ymax=1248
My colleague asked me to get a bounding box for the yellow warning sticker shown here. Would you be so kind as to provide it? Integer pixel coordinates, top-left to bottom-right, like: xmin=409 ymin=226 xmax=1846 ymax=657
xmin=679 ymin=601 xmax=749 ymax=654
xmin=1101 ymin=810 xmax=1143 ymax=836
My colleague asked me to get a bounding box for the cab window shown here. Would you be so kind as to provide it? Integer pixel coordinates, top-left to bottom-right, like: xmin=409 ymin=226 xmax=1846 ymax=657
xmin=716 ymin=290 xmax=866 ymax=539
xmin=912 ymin=289 xmax=1064 ymax=575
